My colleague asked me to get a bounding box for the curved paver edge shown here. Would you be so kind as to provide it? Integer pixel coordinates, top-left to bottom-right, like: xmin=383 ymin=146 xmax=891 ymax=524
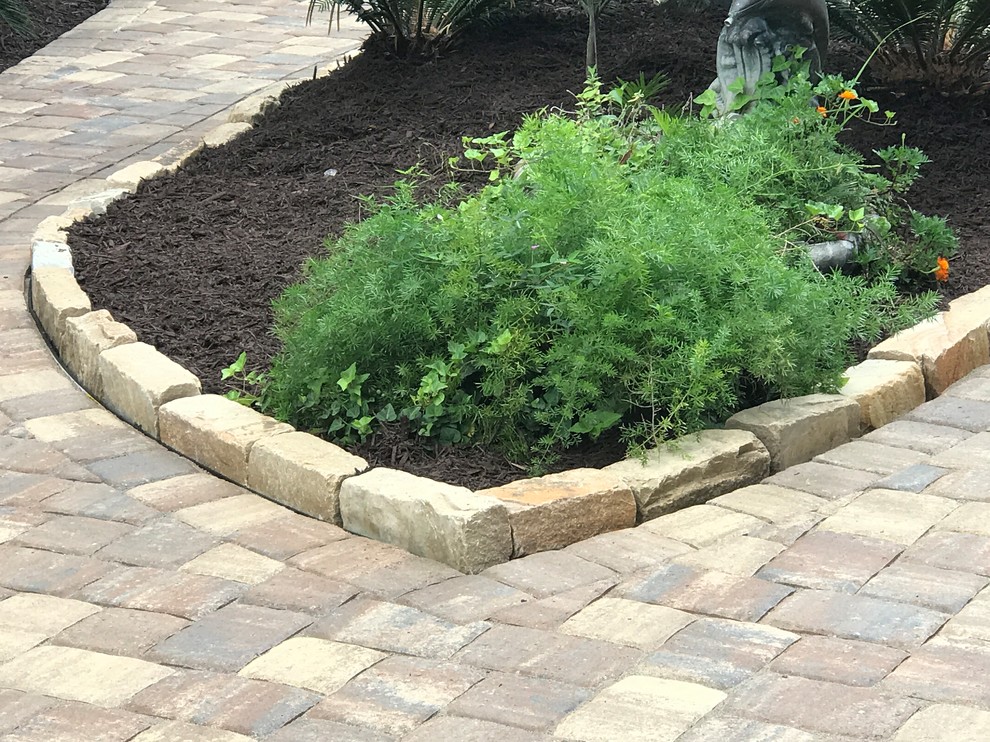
xmin=24 ymin=86 xmax=990 ymax=573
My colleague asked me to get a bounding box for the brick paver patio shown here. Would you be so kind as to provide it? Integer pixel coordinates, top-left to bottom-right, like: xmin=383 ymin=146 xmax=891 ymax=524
xmin=4 ymin=2 xmax=990 ymax=740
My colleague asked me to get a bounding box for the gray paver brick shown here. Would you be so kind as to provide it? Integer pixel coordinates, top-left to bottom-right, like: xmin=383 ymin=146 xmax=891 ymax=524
xmin=399 ymin=574 xmax=532 ymax=624
xmin=402 ymin=715 xmax=546 ymax=741
xmin=41 ymin=481 xmax=159 ymax=524
xmin=764 ymin=589 xmax=948 ymax=650
xmin=859 ymin=561 xmax=988 ymax=613
xmin=13 ymin=513 xmax=133 ymax=555
xmin=0 ymin=544 xmax=112 ymax=596
xmin=763 ymin=461 xmax=881 ymax=499
xmin=904 ymin=395 xmax=990 ymax=432
xmin=309 ymin=655 xmax=485 ymax=736
xmin=481 ymin=551 xmax=617 ymax=599
xmin=757 ymin=530 xmax=902 ymax=593
xmin=87 ymin=449 xmax=199 ymax=488
xmin=769 ymin=635 xmax=907 ymax=687
xmin=95 ymin=516 xmax=217 ymax=568
xmin=444 ymin=671 xmax=589 ymax=731
xmin=864 ymin=419 xmax=975 ymax=454
xmin=0 ymin=689 xmax=56 ymax=735
xmin=870 ymin=463 xmax=950 ymax=492
xmin=488 ymin=578 xmax=616 ymax=631
xmin=266 ymin=718 xmax=396 ymax=742
xmin=307 ymin=596 xmax=490 ymax=660
xmin=238 ymin=566 xmax=359 ymax=615
xmin=723 ymin=674 xmax=920 ymax=738
xmin=1 ymin=700 xmax=154 ymax=741
xmin=901 ymin=530 xmax=990 ymax=576
xmin=883 ymin=641 xmax=990 ymax=705
xmin=127 ymin=668 xmax=321 ymax=737
xmin=148 ymin=602 xmax=312 ymax=672
xmin=639 ymin=617 xmax=797 ymax=689
xmin=53 ymin=607 xmax=189 ymax=657
xmin=453 ymin=624 xmax=642 ymax=687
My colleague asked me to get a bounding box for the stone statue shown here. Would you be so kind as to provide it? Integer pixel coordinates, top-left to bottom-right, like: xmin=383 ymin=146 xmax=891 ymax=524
xmin=709 ymin=0 xmax=829 ymax=115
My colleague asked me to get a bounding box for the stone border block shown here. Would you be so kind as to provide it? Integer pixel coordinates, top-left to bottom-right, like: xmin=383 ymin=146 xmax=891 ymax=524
xmin=32 ymin=240 xmax=73 ymax=272
xmin=106 ymin=161 xmax=165 ymax=191
xmin=32 ymin=214 xmax=73 ymax=244
xmin=30 ymin=267 xmax=91 ymax=347
xmin=159 ymin=394 xmax=293 ymax=485
xmin=247 ymin=430 xmax=368 ymax=525
xmin=61 ymin=310 xmax=138 ymax=398
xmin=99 ymin=342 xmax=202 ymax=436
xmin=869 ymin=297 xmax=990 ymax=397
xmin=477 ymin=468 xmax=636 ymax=557
xmin=726 ymin=394 xmax=860 ymax=473
xmin=202 ymin=122 xmax=252 ymax=149
xmin=840 ymin=359 xmax=925 ymax=431
xmin=340 ymin=467 xmax=512 ymax=573
xmin=70 ymin=188 xmax=129 ymax=215
xmin=603 ymin=429 xmax=770 ymax=522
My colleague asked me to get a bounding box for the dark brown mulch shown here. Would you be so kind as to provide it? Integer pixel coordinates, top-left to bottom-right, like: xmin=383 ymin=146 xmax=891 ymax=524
xmin=68 ymin=1 xmax=990 ymax=488
xmin=0 ymin=0 xmax=109 ymax=72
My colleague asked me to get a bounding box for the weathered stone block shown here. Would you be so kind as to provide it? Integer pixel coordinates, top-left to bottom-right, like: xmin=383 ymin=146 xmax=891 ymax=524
xmin=203 ymin=122 xmax=252 ymax=148
xmin=30 ymin=267 xmax=91 ymax=347
xmin=158 ymin=394 xmax=292 ymax=484
xmin=339 ymin=468 xmax=512 ymax=573
xmin=31 ymin=240 xmax=73 ymax=272
xmin=869 ymin=290 xmax=990 ymax=397
xmin=476 ymin=469 xmax=635 ymax=556
xmin=32 ymin=214 xmax=73 ymax=244
xmin=70 ymin=188 xmax=129 ymax=215
xmin=247 ymin=431 xmax=367 ymax=526
xmin=99 ymin=342 xmax=202 ymax=436
xmin=603 ymin=429 xmax=770 ymax=522
xmin=106 ymin=161 xmax=165 ymax=191
xmin=61 ymin=310 xmax=137 ymax=397
xmin=227 ymin=90 xmax=283 ymax=124
xmin=840 ymin=359 xmax=925 ymax=430
xmin=725 ymin=394 xmax=860 ymax=472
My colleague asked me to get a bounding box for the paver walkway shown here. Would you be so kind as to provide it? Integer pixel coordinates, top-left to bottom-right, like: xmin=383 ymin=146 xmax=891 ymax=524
xmin=4 ymin=2 xmax=990 ymax=740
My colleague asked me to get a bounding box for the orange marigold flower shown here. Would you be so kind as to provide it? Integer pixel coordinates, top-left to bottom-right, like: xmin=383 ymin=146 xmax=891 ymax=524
xmin=935 ymin=256 xmax=950 ymax=282
xmin=816 ymin=106 xmax=828 ymax=117
xmin=838 ymin=89 xmax=858 ymax=100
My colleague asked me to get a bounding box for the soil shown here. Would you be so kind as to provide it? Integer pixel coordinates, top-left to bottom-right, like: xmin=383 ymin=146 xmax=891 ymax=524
xmin=0 ymin=0 xmax=109 ymax=72
xmin=68 ymin=0 xmax=990 ymax=488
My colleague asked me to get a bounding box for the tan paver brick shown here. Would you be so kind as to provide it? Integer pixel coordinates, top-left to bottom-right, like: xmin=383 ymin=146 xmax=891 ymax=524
xmin=239 ymin=636 xmax=385 ymax=694
xmin=817 ymin=489 xmax=958 ymax=545
xmin=180 ymin=543 xmax=285 ymax=585
xmin=893 ymin=704 xmax=990 ymax=740
xmin=0 ymin=645 xmax=174 ymax=707
xmin=560 ymin=597 xmax=694 ymax=651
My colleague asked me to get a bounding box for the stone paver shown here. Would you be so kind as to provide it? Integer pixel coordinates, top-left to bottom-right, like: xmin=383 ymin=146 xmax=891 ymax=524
xmin=3 ymin=3 xmax=990 ymax=739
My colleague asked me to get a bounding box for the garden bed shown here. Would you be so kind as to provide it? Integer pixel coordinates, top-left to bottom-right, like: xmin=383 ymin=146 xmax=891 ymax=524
xmin=67 ymin=0 xmax=990 ymax=489
xmin=0 ymin=0 xmax=110 ymax=72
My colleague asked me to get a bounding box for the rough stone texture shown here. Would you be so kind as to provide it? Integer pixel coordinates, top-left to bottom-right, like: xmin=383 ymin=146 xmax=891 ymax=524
xmin=725 ymin=394 xmax=861 ymax=472
xmin=32 ymin=214 xmax=73 ymax=244
xmin=246 ymin=431 xmax=367 ymax=526
xmin=869 ymin=296 xmax=990 ymax=397
xmin=30 ymin=267 xmax=91 ymax=348
xmin=158 ymin=394 xmax=292 ymax=484
xmin=227 ymin=89 xmax=284 ymax=123
xmin=202 ymin=122 xmax=252 ymax=148
xmin=99 ymin=343 xmax=202 ymax=436
xmin=840 ymin=359 xmax=926 ymax=430
xmin=60 ymin=310 xmax=137 ymax=398
xmin=71 ymin=188 xmax=129 ymax=215
xmin=477 ymin=469 xmax=636 ymax=556
xmin=339 ymin=467 xmax=512 ymax=574
xmin=554 ymin=676 xmax=726 ymax=742
xmin=105 ymin=161 xmax=165 ymax=191
xmin=602 ymin=429 xmax=770 ymax=522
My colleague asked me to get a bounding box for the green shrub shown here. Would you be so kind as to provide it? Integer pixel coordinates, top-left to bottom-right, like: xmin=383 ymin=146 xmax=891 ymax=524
xmin=259 ymin=68 xmax=943 ymax=468
xmin=307 ymin=0 xmax=506 ymax=57
xmin=830 ymin=0 xmax=990 ymax=92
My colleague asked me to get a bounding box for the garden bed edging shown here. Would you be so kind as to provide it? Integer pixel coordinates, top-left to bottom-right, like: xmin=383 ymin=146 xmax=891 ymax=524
xmin=26 ymin=89 xmax=990 ymax=573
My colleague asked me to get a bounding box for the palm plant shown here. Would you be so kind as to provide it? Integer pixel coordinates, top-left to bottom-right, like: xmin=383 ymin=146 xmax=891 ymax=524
xmin=0 ymin=0 xmax=31 ymax=36
xmin=829 ymin=0 xmax=990 ymax=92
xmin=307 ymin=0 xmax=507 ymax=58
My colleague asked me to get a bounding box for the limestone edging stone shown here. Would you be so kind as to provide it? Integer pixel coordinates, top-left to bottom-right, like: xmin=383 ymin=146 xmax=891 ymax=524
xmin=247 ymin=430 xmax=368 ymax=525
xmin=725 ymin=394 xmax=860 ymax=473
xmin=30 ymin=267 xmax=91 ymax=348
xmin=158 ymin=394 xmax=293 ymax=485
xmin=477 ymin=468 xmax=636 ymax=557
xmin=340 ymin=467 xmax=513 ymax=573
xmin=61 ymin=310 xmax=138 ymax=398
xmin=99 ymin=342 xmax=202 ymax=436
xmin=603 ymin=429 xmax=770 ymax=522
xmin=840 ymin=359 xmax=925 ymax=430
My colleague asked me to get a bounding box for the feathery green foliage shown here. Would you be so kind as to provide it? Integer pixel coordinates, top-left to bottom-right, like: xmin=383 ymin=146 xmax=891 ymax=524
xmin=830 ymin=0 xmax=990 ymax=92
xmin=255 ymin=66 xmax=945 ymax=469
xmin=307 ymin=0 xmax=506 ymax=57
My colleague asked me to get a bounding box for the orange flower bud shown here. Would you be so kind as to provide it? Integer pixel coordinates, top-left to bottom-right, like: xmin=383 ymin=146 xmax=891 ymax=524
xmin=838 ymin=90 xmax=858 ymax=101
xmin=816 ymin=106 xmax=828 ymax=117
xmin=935 ymin=256 xmax=949 ymax=282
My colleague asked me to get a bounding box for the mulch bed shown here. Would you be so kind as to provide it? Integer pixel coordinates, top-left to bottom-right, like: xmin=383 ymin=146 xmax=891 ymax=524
xmin=0 ymin=0 xmax=109 ymax=72
xmin=68 ymin=0 xmax=990 ymax=488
